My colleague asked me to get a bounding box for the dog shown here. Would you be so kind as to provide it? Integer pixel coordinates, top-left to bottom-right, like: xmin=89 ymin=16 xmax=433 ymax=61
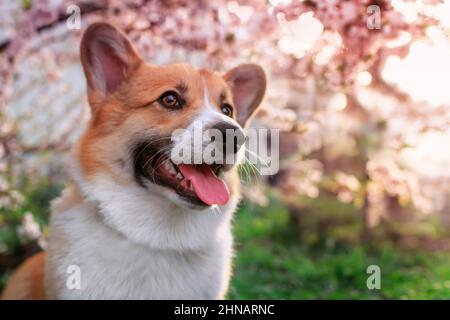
xmin=2 ymin=22 xmax=266 ymax=299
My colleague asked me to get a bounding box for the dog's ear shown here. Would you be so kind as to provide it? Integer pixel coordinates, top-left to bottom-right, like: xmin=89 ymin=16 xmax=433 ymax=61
xmin=80 ymin=23 xmax=142 ymax=101
xmin=224 ymin=64 xmax=266 ymax=127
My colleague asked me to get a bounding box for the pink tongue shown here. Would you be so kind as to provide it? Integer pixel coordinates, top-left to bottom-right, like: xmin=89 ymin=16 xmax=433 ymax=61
xmin=178 ymin=164 xmax=230 ymax=206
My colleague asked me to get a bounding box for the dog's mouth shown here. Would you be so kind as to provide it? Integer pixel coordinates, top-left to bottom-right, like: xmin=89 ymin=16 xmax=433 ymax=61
xmin=134 ymin=143 xmax=230 ymax=206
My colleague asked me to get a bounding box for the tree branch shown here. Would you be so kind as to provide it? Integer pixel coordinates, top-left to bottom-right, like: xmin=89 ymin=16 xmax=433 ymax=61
xmin=0 ymin=1 xmax=106 ymax=52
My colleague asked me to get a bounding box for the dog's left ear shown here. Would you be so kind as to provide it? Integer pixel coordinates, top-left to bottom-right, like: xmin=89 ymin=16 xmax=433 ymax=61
xmin=224 ymin=64 xmax=266 ymax=127
xmin=80 ymin=23 xmax=142 ymax=106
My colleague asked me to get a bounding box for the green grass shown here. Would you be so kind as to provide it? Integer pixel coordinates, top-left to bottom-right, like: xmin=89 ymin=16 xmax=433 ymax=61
xmin=228 ymin=198 xmax=450 ymax=299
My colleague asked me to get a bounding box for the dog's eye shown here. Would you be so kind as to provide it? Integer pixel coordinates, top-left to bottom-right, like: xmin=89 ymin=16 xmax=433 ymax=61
xmin=221 ymin=103 xmax=233 ymax=117
xmin=159 ymin=91 xmax=182 ymax=109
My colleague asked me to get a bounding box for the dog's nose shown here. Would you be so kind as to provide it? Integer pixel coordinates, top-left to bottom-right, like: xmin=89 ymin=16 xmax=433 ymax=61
xmin=211 ymin=122 xmax=245 ymax=154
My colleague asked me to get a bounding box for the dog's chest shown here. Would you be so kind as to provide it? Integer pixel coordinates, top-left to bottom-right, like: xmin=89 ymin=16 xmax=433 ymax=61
xmin=46 ymin=202 xmax=233 ymax=299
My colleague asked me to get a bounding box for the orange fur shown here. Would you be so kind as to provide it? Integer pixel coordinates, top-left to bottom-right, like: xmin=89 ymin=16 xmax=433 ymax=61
xmin=1 ymin=252 xmax=46 ymax=300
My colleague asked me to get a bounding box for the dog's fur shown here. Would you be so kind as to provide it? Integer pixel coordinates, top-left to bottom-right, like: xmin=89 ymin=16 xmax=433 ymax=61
xmin=2 ymin=23 xmax=265 ymax=300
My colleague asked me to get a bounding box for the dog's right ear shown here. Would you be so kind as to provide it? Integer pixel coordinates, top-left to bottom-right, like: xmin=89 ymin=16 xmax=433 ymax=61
xmin=80 ymin=23 xmax=142 ymax=104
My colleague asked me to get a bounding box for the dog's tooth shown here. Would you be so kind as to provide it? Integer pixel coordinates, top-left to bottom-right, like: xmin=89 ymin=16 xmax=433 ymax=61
xmin=163 ymin=160 xmax=176 ymax=175
xmin=167 ymin=163 xmax=177 ymax=175
xmin=163 ymin=161 xmax=171 ymax=171
xmin=176 ymin=172 xmax=183 ymax=179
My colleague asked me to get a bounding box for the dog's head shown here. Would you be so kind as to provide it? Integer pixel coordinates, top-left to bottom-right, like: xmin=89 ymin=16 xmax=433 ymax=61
xmin=76 ymin=23 xmax=266 ymax=209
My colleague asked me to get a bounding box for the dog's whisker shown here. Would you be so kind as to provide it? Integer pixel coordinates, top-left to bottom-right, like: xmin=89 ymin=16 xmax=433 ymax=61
xmin=150 ymin=151 xmax=172 ymax=178
xmin=133 ymin=136 xmax=171 ymax=166
xmin=238 ymin=162 xmax=252 ymax=185
xmin=245 ymin=158 xmax=262 ymax=178
xmin=141 ymin=145 xmax=171 ymax=170
xmin=243 ymin=147 xmax=270 ymax=169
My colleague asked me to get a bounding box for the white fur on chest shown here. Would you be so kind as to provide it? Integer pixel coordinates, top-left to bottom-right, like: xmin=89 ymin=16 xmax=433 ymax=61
xmin=45 ymin=180 xmax=236 ymax=299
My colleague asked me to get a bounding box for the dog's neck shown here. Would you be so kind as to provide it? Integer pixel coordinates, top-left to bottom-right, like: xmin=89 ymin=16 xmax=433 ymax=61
xmin=48 ymin=180 xmax=236 ymax=299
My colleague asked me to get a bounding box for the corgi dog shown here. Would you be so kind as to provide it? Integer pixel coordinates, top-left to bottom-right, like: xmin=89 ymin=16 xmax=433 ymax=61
xmin=2 ymin=22 xmax=266 ymax=299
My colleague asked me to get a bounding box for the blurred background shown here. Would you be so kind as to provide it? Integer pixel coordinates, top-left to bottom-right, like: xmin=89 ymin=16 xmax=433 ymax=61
xmin=1 ymin=0 xmax=450 ymax=299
